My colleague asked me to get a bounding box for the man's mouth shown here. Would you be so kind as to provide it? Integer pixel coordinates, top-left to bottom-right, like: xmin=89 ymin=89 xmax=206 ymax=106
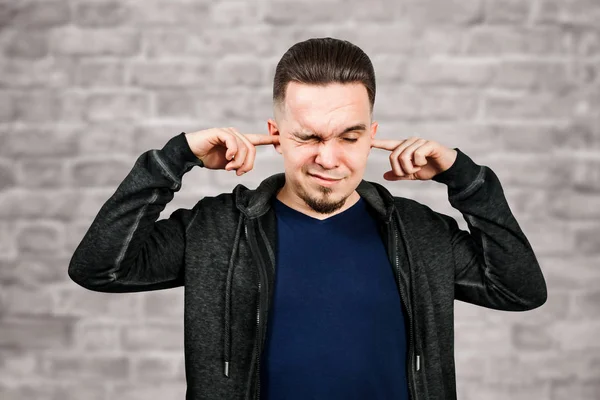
xmin=309 ymin=173 xmax=343 ymax=185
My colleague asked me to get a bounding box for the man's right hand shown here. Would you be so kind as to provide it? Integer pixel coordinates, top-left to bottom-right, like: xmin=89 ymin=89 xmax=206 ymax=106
xmin=185 ymin=127 xmax=280 ymax=175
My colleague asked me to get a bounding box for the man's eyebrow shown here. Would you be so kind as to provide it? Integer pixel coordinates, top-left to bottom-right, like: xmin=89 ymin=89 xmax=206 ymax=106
xmin=338 ymin=124 xmax=367 ymax=135
xmin=292 ymin=124 xmax=367 ymax=138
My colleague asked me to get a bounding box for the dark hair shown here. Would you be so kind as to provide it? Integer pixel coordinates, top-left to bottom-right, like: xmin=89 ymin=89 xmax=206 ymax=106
xmin=272 ymin=37 xmax=376 ymax=116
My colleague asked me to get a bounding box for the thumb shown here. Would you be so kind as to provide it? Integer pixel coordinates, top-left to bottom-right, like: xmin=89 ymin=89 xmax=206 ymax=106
xmin=383 ymin=171 xmax=412 ymax=181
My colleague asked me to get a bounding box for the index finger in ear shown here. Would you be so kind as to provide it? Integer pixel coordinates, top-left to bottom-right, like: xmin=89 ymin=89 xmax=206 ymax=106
xmin=245 ymin=133 xmax=280 ymax=146
xmin=371 ymin=139 xmax=403 ymax=151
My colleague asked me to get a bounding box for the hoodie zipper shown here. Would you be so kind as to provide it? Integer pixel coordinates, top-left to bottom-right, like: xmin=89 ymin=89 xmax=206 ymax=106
xmin=391 ymin=219 xmax=419 ymax=400
xmin=245 ymin=223 xmax=267 ymax=400
xmin=255 ymin=280 xmax=262 ymax=400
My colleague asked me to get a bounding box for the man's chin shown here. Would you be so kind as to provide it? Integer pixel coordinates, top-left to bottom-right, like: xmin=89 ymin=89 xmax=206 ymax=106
xmin=300 ymin=187 xmax=349 ymax=215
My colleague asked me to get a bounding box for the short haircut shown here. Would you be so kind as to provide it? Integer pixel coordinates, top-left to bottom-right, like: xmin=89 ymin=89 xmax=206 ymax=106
xmin=272 ymin=37 xmax=376 ymax=117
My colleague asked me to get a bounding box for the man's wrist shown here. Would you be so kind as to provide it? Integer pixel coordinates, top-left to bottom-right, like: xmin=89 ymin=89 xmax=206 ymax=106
xmin=431 ymin=148 xmax=482 ymax=191
xmin=182 ymin=132 xmax=205 ymax=167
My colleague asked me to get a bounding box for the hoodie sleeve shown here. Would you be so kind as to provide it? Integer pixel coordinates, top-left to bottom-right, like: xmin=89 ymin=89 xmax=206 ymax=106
xmin=431 ymin=148 xmax=548 ymax=311
xmin=68 ymin=132 xmax=205 ymax=293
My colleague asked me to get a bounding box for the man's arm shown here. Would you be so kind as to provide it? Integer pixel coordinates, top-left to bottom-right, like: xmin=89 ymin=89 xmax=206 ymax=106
xmin=68 ymin=132 xmax=204 ymax=293
xmin=432 ymin=149 xmax=548 ymax=311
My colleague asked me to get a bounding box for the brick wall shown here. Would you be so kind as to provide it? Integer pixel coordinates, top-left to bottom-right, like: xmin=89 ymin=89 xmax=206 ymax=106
xmin=1 ymin=0 xmax=598 ymax=399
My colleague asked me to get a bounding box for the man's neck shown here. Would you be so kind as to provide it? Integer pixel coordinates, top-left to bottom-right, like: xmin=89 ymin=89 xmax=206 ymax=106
xmin=275 ymin=185 xmax=361 ymax=220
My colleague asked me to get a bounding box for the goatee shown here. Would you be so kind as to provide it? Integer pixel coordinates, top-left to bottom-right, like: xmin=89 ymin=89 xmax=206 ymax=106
xmin=298 ymin=185 xmax=348 ymax=215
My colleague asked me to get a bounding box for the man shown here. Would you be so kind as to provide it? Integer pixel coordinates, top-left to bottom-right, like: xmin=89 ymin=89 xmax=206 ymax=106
xmin=69 ymin=37 xmax=547 ymax=400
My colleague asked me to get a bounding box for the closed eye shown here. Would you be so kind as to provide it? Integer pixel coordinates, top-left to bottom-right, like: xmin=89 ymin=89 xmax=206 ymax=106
xmin=343 ymin=138 xmax=358 ymax=143
xmin=297 ymin=135 xmax=318 ymax=141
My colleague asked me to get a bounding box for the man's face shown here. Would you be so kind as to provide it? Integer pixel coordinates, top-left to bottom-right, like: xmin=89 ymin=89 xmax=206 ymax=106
xmin=267 ymin=81 xmax=378 ymax=214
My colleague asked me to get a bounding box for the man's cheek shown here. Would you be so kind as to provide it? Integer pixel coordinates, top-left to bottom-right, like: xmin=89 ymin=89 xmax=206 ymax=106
xmin=347 ymin=148 xmax=368 ymax=164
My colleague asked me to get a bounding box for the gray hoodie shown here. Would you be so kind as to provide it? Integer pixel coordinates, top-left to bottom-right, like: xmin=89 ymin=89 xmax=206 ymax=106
xmin=68 ymin=131 xmax=547 ymax=400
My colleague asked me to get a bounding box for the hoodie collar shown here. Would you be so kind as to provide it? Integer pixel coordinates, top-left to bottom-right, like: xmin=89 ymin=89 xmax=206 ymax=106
xmin=234 ymin=173 xmax=396 ymax=223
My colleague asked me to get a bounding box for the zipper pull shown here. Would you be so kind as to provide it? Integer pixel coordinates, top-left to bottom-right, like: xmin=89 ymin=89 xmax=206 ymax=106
xmin=224 ymin=361 xmax=230 ymax=377
xmin=416 ymin=355 xmax=420 ymax=371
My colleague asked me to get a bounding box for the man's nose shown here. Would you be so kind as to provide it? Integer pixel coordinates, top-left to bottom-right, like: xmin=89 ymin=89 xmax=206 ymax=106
xmin=314 ymin=140 xmax=341 ymax=169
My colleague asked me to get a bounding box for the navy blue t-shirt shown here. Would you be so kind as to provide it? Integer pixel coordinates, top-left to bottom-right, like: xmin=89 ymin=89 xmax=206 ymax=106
xmin=259 ymin=196 xmax=410 ymax=399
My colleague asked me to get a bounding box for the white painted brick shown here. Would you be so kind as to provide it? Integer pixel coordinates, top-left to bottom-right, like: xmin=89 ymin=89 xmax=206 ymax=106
xmin=1 ymin=0 xmax=597 ymax=397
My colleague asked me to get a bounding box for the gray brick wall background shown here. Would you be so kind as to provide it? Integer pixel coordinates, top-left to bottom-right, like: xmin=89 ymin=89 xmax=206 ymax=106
xmin=0 ymin=0 xmax=598 ymax=399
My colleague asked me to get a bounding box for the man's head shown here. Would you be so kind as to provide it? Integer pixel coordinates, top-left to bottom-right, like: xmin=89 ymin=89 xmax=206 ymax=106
xmin=267 ymin=37 xmax=378 ymax=215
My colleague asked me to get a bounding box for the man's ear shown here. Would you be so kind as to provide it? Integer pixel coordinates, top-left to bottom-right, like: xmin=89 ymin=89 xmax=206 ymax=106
xmin=368 ymin=120 xmax=378 ymax=155
xmin=370 ymin=120 xmax=378 ymax=140
xmin=267 ymin=118 xmax=283 ymax=155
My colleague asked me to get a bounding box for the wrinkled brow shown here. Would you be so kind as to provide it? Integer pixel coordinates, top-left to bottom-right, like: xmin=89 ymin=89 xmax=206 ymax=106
xmin=291 ymin=123 xmax=367 ymax=138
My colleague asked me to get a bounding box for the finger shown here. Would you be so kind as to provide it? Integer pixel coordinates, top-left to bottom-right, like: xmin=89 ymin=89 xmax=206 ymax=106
xmin=215 ymin=130 xmax=239 ymax=161
xmin=224 ymin=129 xmax=248 ymax=172
xmin=229 ymin=128 xmax=257 ymax=175
xmin=413 ymin=141 xmax=435 ymax=167
xmin=390 ymin=137 xmax=421 ymax=176
xmin=371 ymin=139 xmax=402 ymax=151
xmin=399 ymin=138 xmax=427 ymax=174
xmin=245 ymin=133 xmax=280 ymax=146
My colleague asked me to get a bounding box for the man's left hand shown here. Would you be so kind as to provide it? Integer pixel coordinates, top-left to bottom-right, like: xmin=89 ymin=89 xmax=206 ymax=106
xmin=371 ymin=137 xmax=458 ymax=181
